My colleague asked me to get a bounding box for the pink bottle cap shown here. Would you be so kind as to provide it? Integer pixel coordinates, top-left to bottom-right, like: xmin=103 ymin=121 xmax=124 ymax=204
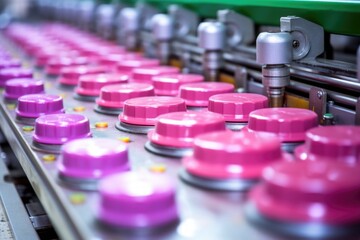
xmin=58 ymin=138 xmax=129 ymax=179
xmin=148 ymin=111 xmax=226 ymax=148
xmin=4 ymin=78 xmax=45 ymax=100
xmin=0 ymin=59 xmax=21 ymax=69
xmin=250 ymin=160 xmax=360 ymax=224
xmin=0 ymin=67 xmax=33 ymax=87
xmin=75 ymin=73 xmax=129 ymax=96
xmin=131 ymin=66 xmax=180 ymax=84
xmin=99 ymin=53 xmax=143 ymax=67
xmin=152 ymin=73 xmax=204 ymax=96
xmin=179 ymin=82 xmax=234 ymax=107
xmin=294 ymin=126 xmax=360 ymax=164
xmin=35 ymin=49 xmax=79 ymax=67
xmin=16 ymin=94 xmax=65 ymax=118
xmin=45 ymin=56 xmax=91 ymax=75
xmin=116 ymin=59 xmax=160 ymax=73
xmin=120 ymin=96 xmax=186 ymax=126
xmin=59 ymin=65 xmax=108 ymax=86
xmin=33 ymin=114 xmax=91 ymax=145
xmin=98 ymin=172 xmax=178 ymax=228
xmin=96 ymin=83 xmax=154 ymax=109
xmin=183 ymin=131 xmax=288 ymax=179
xmin=244 ymin=108 xmax=318 ymax=142
xmin=208 ymin=93 xmax=268 ymax=122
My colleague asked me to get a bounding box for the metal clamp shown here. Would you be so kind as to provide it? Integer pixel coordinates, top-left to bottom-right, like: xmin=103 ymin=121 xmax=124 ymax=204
xmin=169 ymin=5 xmax=199 ymax=37
xmin=218 ymin=10 xmax=254 ymax=48
xmin=309 ymin=87 xmax=327 ymax=123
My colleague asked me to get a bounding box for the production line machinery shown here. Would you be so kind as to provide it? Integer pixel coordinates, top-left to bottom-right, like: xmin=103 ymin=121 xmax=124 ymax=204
xmin=0 ymin=0 xmax=360 ymax=239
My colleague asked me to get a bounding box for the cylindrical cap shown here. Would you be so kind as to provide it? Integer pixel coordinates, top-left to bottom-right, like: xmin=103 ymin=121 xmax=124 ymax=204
xmin=250 ymin=160 xmax=360 ymax=224
xmin=120 ymin=96 xmax=186 ymax=126
xmin=294 ymin=126 xmax=360 ymax=164
xmin=45 ymin=56 xmax=92 ymax=75
xmin=59 ymin=65 xmax=109 ymax=86
xmin=132 ymin=66 xmax=179 ymax=83
xmin=245 ymin=108 xmax=318 ymax=142
xmin=99 ymin=53 xmax=143 ymax=66
xmin=4 ymin=78 xmax=44 ymax=100
xmin=0 ymin=59 xmax=21 ymax=69
xmin=208 ymin=93 xmax=268 ymax=122
xmin=96 ymin=83 xmax=154 ymax=108
xmin=16 ymin=94 xmax=65 ymax=118
xmin=0 ymin=67 xmax=33 ymax=87
xmin=119 ymin=8 xmax=139 ymax=32
xmin=152 ymin=73 xmax=204 ymax=96
xmin=33 ymin=114 xmax=91 ymax=145
xmin=117 ymin=59 xmax=160 ymax=73
xmin=58 ymin=138 xmax=129 ymax=179
xmin=148 ymin=111 xmax=226 ymax=148
xmin=179 ymin=82 xmax=234 ymax=107
xmin=98 ymin=172 xmax=178 ymax=228
xmin=151 ymin=14 xmax=173 ymax=41
xmin=198 ymin=21 xmax=225 ymax=50
xmin=256 ymin=32 xmax=292 ymax=65
xmin=76 ymin=73 xmax=129 ymax=96
xmin=183 ymin=131 xmax=287 ymax=179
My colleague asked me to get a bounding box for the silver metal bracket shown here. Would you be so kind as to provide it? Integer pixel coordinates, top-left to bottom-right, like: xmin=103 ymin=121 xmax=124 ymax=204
xmin=168 ymin=5 xmax=199 ymax=38
xmin=280 ymin=16 xmax=324 ymax=61
xmin=136 ymin=2 xmax=159 ymax=31
xmin=309 ymin=87 xmax=327 ymax=123
xmin=218 ymin=10 xmax=255 ymax=48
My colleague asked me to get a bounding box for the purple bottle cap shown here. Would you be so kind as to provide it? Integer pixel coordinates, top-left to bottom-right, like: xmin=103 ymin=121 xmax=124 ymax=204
xmin=58 ymin=138 xmax=129 ymax=179
xmin=250 ymin=160 xmax=360 ymax=224
xmin=208 ymin=93 xmax=268 ymax=122
xmin=179 ymin=82 xmax=234 ymax=107
xmin=98 ymin=172 xmax=178 ymax=228
xmin=4 ymin=78 xmax=45 ymax=100
xmin=16 ymin=94 xmax=65 ymax=118
xmin=0 ymin=59 xmax=21 ymax=69
xmin=33 ymin=114 xmax=92 ymax=145
xmin=294 ymin=126 xmax=360 ymax=164
xmin=0 ymin=67 xmax=33 ymax=87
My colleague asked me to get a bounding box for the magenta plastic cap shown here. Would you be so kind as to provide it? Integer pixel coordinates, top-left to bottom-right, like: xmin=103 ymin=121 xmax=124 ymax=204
xmin=58 ymin=138 xmax=129 ymax=179
xmin=132 ymin=66 xmax=180 ymax=83
xmin=16 ymin=94 xmax=65 ymax=118
xmin=116 ymin=59 xmax=160 ymax=73
xmin=33 ymin=114 xmax=92 ymax=145
xmin=45 ymin=56 xmax=91 ymax=75
xmin=0 ymin=67 xmax=33 ymax=87
xmin=244 ymin=108 xmax=318 ymax=142
xmin=250 ymin=160 xmax=360 ymax=224
xmin=183 ymin=131 xmax=288 ymax=179
xmin=4 ymin=78 xmax=44 ymax=100
xmin=59 ymin=65 xmax=109 ymax=86
xmin=120 ymin=96 xmax=186 ymax=126
xmin=294 ymin=126 xmax=360 ymax=164
xmin=98 ymin=172 xmax=178 ymax=228
xmin=75 ymin=73 xmax=129 ymax=96
xmin=208 ymin=93 xmax=268 ymax=122
xmin=99 ymin=53 xmax=144 ymax=66
xmin=96 ymin=83 xmax=154 ymax=109
xmin=152 ymin=73 xmax=204 ymax=96
xmin=179 ymin=82 xmax=234 ymax=107
xmin=0 ymin=59 xmax=21 ymax=69
xmin=148 ymin=111 xmax=226 ymax=148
